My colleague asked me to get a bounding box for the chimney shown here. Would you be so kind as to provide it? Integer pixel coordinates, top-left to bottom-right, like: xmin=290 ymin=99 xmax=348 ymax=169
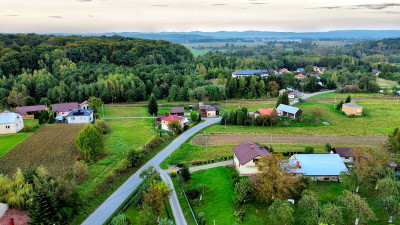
xmin=296 ymin=161 xmax=300 ymax=168
xmin=9 ymin=218 xmax=14 ymax=225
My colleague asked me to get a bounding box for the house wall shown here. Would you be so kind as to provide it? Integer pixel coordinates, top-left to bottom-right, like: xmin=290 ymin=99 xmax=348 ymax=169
xmin=341 ymin=156 xmax=354 ymax=163
xmin=306 ymin=175 xmax=340 ymax=182
xmin=233 ymin=154 xmax=261 ymax=176
xmin=57 ymin=111 xmax=72 ymax=117
xmin=81 ymin=104 xmax=89 ymax=109
xmin=207 ymin=111 xmax=216 ymax=118
xmin=0 ymin=116 xmax=24 ymax=134
xmin=170 ymin=112 xmax=184 ymax=116
xmin=161 ymin=119 xmax=186 ymax=131
xmin=67 ymin=115 xmax=93 ymax=124
xmin=342 ymin=105 xmax=363 ymax=115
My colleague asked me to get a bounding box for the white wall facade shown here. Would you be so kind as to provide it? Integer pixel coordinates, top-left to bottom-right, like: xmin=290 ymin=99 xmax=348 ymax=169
xmin=161 ymin=118 xmax=187 ymax=131
xmin=0 ymin=116 xmax=24 ymax=134
xmin=67 ymin=115 xmax=93 ymax=124
xmin=233 ymin=154 xmax=261 ymax=176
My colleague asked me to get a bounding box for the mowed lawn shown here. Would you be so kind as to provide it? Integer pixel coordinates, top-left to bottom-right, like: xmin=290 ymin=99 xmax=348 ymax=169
xmin=206 ymin=99 xmax=400 ymax=136
xmin=0 ymin=123 xmax=84 ymax=176
xmin=0 ymin=119 xmax=39 ymax=158
xmin=101 ymin=105 xmax=149 ymax=117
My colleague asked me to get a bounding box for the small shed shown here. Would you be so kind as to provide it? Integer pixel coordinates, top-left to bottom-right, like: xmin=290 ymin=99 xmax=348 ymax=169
xmin=170 ymin=107 xmax=185 ymax=116
xmin=276 ymin=104 xmax=302 ymax=119
xmin=342 ymin=102 xmax=363 ymax=116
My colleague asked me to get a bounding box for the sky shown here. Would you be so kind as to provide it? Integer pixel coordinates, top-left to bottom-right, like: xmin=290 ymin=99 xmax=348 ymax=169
xmin=0 ymin=0 xmax=400 ymax=33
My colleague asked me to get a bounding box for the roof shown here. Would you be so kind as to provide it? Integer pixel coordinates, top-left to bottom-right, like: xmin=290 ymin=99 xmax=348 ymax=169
xmin=170 ymin=107 xmax=185 ymax=114
xmin=291 ymin=154 xmax=348 ymax=176
xmin=332 ymin=147 xmax=354 ymax=157
xmin=288 ymin=92 xmax=294 ymax=95
xmin=232 ymin=69 xmax=268 ymax=76
xmin=52 ymin=102 xmax=79 ymax=113
xmin=16 ymin=105 xmax=46 ymax=115
xmin=199 ymin=105 xmax=219 ymax=112
xmin=343 ymin=102 xmax=362 ymax=108
xmin=255 ymin=108 xmax=274 ymax=116
xmin=233 ymin=140 xmax=270 ymax=165
xmin=0 ymin=111 xmax=21 ymax=124
xmin=297 ymin=68 xmax=304 ymax=72
xmin=161 ymin=115 xmax=184 ymax=121
xmin=295 ymin=74 xmax=307 ymax=78
xmin=372 ymin=69 xmax=380 ymax=74
xmin=279 ymin=68 xmax=289 ymax=73
xmin=80 ymin=100 xmax=90 ymax=107
xmin=277 ymin=104 xmax=301 ymax=114
xmin=66 ymin=109 xmax=94 ymax=117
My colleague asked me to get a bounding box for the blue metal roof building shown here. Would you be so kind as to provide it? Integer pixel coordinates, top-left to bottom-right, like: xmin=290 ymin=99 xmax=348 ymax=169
xmin=232 ymin=69 xmax=269 ymax=77
xmin=0 ymin=111 xmax=21 ymax=124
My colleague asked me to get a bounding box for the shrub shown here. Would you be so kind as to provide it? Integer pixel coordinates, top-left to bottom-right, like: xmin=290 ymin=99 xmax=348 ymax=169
xmin=73 ymin=160 xmax=88 ymax=182
xmin=304 ymin=146 xmax=314 ymax=154
xmin=283 ymin=120 xmax=290 ymax=127
xmin=95 ymin=120 xmax=110 ymax=134
xmin=111 ymin=213 xmax=128 ymax=225
xmin=197 ymin=184 xmax=209 ymax=195
xmin=190 ymin=159 xmax=205 ymax=165
xmin=127 ymin=149 xmax=143 ymax=167
xmin=169 ymin=171 xmax=177 ymax=178
xmin=115 ymin=158 xmax=130 ymax=174
xmin=24 ymin=125 xmax=33 ymax=132
xmin=48 ymin=115 xmax=55 ymax=124
xmin=186 ymin=188 xmax=200 ymax=200
xmin=181 ymin=164 xmax=191 ymax=181
xmin=234 ymin=179 xmax=253 ymax=204
xmin=75 ymin=124 xmax=105 ymax=162
xmin=348 ymin=114 xmax=355 ymax=118
xmin=310 ymin=108 xmax=322 ymax=118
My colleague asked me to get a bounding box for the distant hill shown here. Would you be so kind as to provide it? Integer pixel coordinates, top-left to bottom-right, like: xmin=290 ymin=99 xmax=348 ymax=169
xmin=47 ymin=30 xmax=400 ymax=43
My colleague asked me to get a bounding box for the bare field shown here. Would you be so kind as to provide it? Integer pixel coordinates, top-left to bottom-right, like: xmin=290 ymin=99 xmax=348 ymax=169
xmin=0 ymin=124 xmax=84 ymax=176
xmin=191 ymin=133 xmax=386 ymax=146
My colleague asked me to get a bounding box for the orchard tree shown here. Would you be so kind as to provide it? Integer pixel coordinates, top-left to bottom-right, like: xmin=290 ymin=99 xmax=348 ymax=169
xmin=7 ymin=90 xmax=25 ymax=107
xmin=338 ymin=190 xmax=376 ymax=224
xmin=75 ymin=124 xmax=105 ymax=162
xmin=167 ymin=119 xmax=182 ymax=134
xmin=88 ymin=96 xmax=103 ymax=114
xmin=319 ymin=203 xmax=344 ymax=225
xmin=234 ymin=179 xmax=253 ymax=204
xmin=269 ymin=109 xmax=279 ymax=126
xmin=298 ymin=194 xmax=320 ymax=225
xmin=148 ymin=94 xmax=158 ymax=116
xmin=267 ymin=199 xmax=294 ymax=225
xmin=143 ymin=180 xmax=172 ymax=219
xmin=276 ymin=92 xmax=289 ymax=107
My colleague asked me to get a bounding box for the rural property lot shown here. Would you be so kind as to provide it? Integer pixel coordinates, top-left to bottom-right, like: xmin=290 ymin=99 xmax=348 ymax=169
xmin=191 ymin=133 xmax=386 ymax=146
xmin=0 ymin=124 xmax=84 ymax=176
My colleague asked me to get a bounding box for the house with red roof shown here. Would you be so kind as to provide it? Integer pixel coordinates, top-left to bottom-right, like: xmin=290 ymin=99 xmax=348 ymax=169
xmin=254 ymin=107 xmax=275 ymax=118
xmin=295 ymin=74 xmax=307 ymax=79
xmin=279 ymin=68 xmax=289 ymax=74
xmin=288 ymin=92 xmax=295 ymax=99
xmin=233 ymin=140 xmax=270 ymax=176
xmin=160 ymin=115 xmax=188 ymax=131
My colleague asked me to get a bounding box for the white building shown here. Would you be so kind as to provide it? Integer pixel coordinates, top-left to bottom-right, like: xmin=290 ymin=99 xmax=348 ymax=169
xmin=160 ymin=115 xmax=188 ymax=131
xmin=66 ymin=109 xmax=94 ymax=124
xmin=0 ymin=111 xmax=24 ymax=134
xmin=233 ymin=140 xmax=270 ymax=176
xmin=331 ymin=147 xmax=354 ymax=163
xmin=80 ymin=100 xmax=90 ymax=109
xmin=232 ymin=69 xmax=269 ymax=78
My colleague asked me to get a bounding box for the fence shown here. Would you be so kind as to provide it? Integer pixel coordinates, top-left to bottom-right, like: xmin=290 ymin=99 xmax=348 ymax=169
xmin=178 ymin=180 xmax=199 ymax=225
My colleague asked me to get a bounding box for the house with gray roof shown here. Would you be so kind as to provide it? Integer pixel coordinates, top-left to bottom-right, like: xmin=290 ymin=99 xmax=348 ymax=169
xmin=276 ymin=104 xmax=302 ymax=119
xmin=232 ymin=69 xmax=269 ymax=78
xmin=170 ymin=107 xmax=185 ymax=116
xmin=66 ymin=109 xmax=94 ymax=124
xmin=199 ymin=105 xmax=220 ymax=117
xmin=16 ymin=105 xmax=47 ymax=118
xmin=0 ymin=111 xmax=24 ymax=134
xmin=288 ymin=154 xmax=348 ymax=181
xmin=233 ymin=140 xmax=270 ymax=176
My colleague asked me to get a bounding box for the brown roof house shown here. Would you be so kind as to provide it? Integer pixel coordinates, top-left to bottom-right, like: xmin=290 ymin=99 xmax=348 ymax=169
xmin=52 ymin=102 xmax=79 ymax=121
xmin=199 ymin=105 xmax=220 ymax=118
xmin=331 ymin=147 xmax=354 ymax=163
xmin=170 ymin=107 xmax=185 ymax=116
xmin=16 ymin=105 xmax=47 ymax=119
xmin=233 ymin=140 xmax=270 ymax=176
xmin=342 ymin=102 xmax=363 ymax=116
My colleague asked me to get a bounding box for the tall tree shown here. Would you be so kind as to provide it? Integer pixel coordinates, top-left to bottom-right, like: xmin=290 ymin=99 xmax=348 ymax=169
xmin=276 ymin=92 xmax=289 ymax=107
xmin=143 ymin=180 xmax=172 ymax=219
xmin=338 ymin=190 xmax=376 ymax=224
xmin=7 ymin=90 xmax=25 ymax=107
xmin=148 ymin=94 xmax=158 ymax=116
xmin=267 ymin=199 xmax=294 ymax=225
xmin=319 ymin=203 xmax=344 ymax=225
xmin=298 ymin=194 xmax=320 ymax=225
xmin=75 ymin=124 xmax=105 ymax=162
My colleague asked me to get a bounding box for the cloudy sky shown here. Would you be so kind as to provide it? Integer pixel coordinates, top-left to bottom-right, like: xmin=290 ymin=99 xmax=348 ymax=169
xmin=0 ymin=0 xmax=400 ymax=33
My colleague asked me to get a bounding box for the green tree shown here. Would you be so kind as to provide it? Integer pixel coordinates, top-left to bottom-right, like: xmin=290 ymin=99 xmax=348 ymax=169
xmin=143 ymin=180 xmax=172 ymax=218
xmin=190 ymin=112 xmax=198 ymax=123
xmin=336 ymin=100 xmax=344 ymax=111
xmin=127 ymin=149 xmax=143 ymax=167
xmin=111 ymin=213 xmax=128 ymax=225
xmin=88 ymin=96 xmax=103 ymax=114
xmin=276 ymin=92 xmax=289 ymax=107
xmin=168 ymin=85 xmax=180 ymax=101
xmin=236 ymin=110 xmax=245 ymax=125
xmin=340 ymin=171 xmax=357 ymax=192
xmin=148 ymin=94 xmax=158 ymax=116
xmin=345 ymin=95 xmax=351 ymax=103
xmin=230 ymin=110 xmax=237 ymax=125
xmin=75 ymin=124 xmax=105 ymax=162
xmin=325 ymin=143 xmax=332 ymax=153
xmin=234 ymin=179 xmax=253 ymax=204
xmin=298 ymin=194 xmax=320 ymax=225
xmin=220 ymin=112 xmax=229 ymax=125
xmin=152 ymin=85 xmax=161 ymax=99
xmin=269 ymin=109 xmax=279 ymax=126
xmin=387 ymin=128 xmax=400 ymax=154
xmin=305 ymin=65 xmax=314 ymax=73
xmin=167 ymin=119 xmax=182 ymax=134
xmin=267 ymin=199 xmax=294 ymax=225
xmin=48 ymin=114 xmax=55 ymax=124
xmin=338 ymin=190 xmax=376 ymax=224
xmin=181 ymin=164 xmax=191 ymax=182
xmin=305 ymin=146 xmax=314 ymax=154
xmin=29 ymin=177 xmax=58 ymax=225
xmin=319 ymin=203 xmax=344 ymax=225
xmin=139 ymin=203 xmax=157 ymax=225
xmin=7 ymin=90 xmax=25 ymax=107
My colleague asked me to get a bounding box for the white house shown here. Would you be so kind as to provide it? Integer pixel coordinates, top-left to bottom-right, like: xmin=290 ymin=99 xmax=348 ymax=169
xmin=331 ymin=147 xmax=354 ymax=163
xmin=160 ymin=115 xmax=188 ymax=131
xmin=288 ymin=154 xmax=348 ymax=181
xmin=80 ymin=100 xmax=90 ymax=109
xmin=233 ymin=140 xmax=270 ymax=176
xmin=232 ymin=69 xmax=269 ymax=78
xmin=0 ymin=111 xmax=24 ymax=134
xmin=66 ymin=109 xmax=94 ymax=124
xmin=288 ymin=92 xmax=295 ymax=99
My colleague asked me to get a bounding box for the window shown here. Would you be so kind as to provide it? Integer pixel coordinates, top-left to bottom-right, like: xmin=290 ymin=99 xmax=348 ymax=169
xmin=253 ymin=158 xmax=259 ymax=165
xmin=324 ymin=177 xmax=330 ymax=181
xmin=72 ymin=117 xmax=75 ymax=120
xmin=345 ymin=157 xmax=350 ymax=159
xmin=5 ymin=125 xmax=10 ymax=129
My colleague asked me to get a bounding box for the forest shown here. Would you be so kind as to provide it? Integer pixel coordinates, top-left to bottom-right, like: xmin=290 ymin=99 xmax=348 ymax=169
xmin=0 ymin=34 xmax=399 ymax=107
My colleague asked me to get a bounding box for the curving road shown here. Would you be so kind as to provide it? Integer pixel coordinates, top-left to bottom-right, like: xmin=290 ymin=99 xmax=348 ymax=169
xmin=82 ymin=117 xmax=221 ymax=225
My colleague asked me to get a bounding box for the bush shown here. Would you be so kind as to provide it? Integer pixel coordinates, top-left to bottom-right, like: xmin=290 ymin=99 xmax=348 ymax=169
xmin=181 ymin=164 xmax=191 ymax=181
xmin=310 ymin=108 xmax=322 ymax=118
xmin=95 ymin=120 xmax=110 ymax=134
xmin=24 ymin=125 xmax=33 ymax=132
xmin=127 ymin=149 xmax=143 ymax=167
xmin=197 ymin=184 xmax=209 ymax=195
xmin=75 ymin=124 xmax=105 ymax=162
xmin=186 ymin=188 xmax=200 ymax=200
xmin=111 ymin=213 xmax=128 ymax=225
xmin=115 ymin=158 xmax=130 ymax=174
xmin=73 ymin=160 xmax=88 ymax=182
xmin=190 ymin=159 xmax=205 ymax=165
xmin=304 ymin=146 xmax=314 ymax=154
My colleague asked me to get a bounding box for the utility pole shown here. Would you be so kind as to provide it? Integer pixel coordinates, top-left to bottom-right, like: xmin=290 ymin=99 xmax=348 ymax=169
xmin=334 ymin=97 xmax=337 ymax=108
xmin=204 ymin=130 xmax=207 ymax=152
xmin=102 ymin=104 xmax=105 ymax=119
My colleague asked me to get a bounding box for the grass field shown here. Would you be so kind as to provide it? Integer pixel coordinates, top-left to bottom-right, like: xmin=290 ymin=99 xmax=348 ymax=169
xmin=100 ymin=105 xmax=149 ymax=117
xmin=0 ymin=119 xmax=39 ymax=158
xmin=310 ymin=92 xmax=385 ymax=99
xmin=376 ymin=77 xmax=399 ymax=87
xmin=0 ymin=123 xmax=83 ymax=176
xmin=175 ymin=166 xmax=396 ymax=225
xmin=206 ymin=99 xmax=400 ymax=136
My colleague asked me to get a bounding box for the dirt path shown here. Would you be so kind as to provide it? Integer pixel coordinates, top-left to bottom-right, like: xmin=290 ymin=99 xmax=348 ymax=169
xmin=191 ymin=133 xmax=387 ymax=146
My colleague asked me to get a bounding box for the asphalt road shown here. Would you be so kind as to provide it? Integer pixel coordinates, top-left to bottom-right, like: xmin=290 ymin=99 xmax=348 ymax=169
xmin=81 ymin=117 xmax=221 ymax=225
xmin=290 ymin=90 xmax=335 ymax=105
